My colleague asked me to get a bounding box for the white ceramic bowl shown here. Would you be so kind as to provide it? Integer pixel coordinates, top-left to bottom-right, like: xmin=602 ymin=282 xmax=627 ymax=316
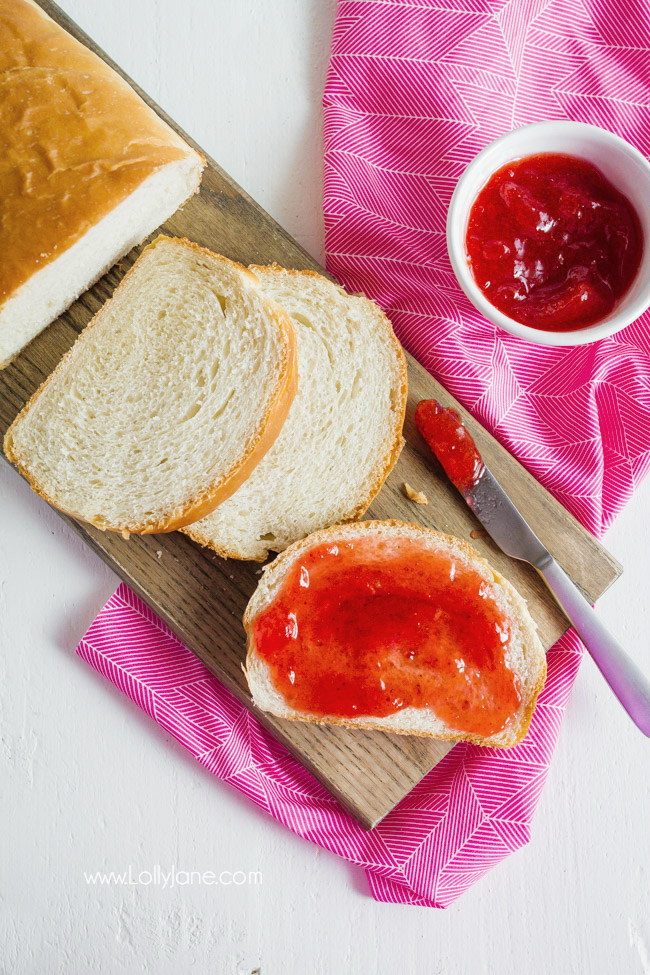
xmin=446 ymin=121 xmax=650 ymax=346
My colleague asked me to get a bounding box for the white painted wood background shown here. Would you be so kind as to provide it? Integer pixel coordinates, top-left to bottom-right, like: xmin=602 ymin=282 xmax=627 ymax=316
xmin=1 ymin=2 xmax=650 ymax=972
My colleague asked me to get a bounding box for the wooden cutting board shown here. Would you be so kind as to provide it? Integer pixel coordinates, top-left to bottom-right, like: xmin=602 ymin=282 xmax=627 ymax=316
xmin=0 ymin=0 xmax=622 ymax=829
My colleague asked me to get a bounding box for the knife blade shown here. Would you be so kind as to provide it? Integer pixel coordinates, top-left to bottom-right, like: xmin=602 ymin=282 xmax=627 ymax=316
xmin=415 ymin=397 xmax=650 ymax=737
xmin=465 ymin=466 xmax=552 ymax=570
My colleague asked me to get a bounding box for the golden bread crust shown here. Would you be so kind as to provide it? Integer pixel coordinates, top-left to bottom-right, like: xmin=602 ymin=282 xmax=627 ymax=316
xmin=0 ymin=0 xmax=203 ymax=305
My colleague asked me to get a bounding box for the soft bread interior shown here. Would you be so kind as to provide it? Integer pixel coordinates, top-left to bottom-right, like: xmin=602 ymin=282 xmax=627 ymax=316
xmin=4 ymin=237 xmax=296 ymax=534
xmin=0 ymin=157 xmax=202 ymax=369
xmin=244 ymin=520 xmax=547 ymax=749
xmin=183 ymin=267 xmax=407 ymax=560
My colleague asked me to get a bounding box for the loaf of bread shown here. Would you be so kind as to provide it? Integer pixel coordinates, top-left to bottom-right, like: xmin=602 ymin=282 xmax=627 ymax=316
xmin=0 ymin=0 xmax=204 ymax=368
xmin=244 ymin=521 xmax=547 ymax=748
xmin=4 ymin=236 xmax=297 ymax=535
xmin=183 ymin=266 xmax=408 ymax=560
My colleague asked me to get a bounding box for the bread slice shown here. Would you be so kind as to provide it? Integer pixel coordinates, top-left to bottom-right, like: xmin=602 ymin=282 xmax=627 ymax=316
xmin=0 ymin=0 xmax=204 ymax=368
xmin=244 ymin=521 xmax=547 ymax=748
xmin=4 ymin=236 xmax=297 ymax=535
xmin=183 ymin=266 xmax=407 ymax=560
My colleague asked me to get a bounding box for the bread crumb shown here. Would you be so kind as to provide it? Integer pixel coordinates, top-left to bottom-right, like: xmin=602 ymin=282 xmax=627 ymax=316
xmin=470 ymin=529 xmax=487 ymax=539
xmin=156 ymin=550 xmax=163 ymax=559
xmin=403 ymin=482 xmax=428 ymax=505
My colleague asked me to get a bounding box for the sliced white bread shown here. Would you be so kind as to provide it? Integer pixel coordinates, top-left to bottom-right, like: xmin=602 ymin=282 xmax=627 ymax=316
xmin=0 ymin=0 xmax=204 ymax=368
xmin=183 ymin=266 xmax=408 ymax=560
xmin=4 ymin=236 xmax=297 ymax=536
xmin=244 ymin=520 xmax=547 ymax=748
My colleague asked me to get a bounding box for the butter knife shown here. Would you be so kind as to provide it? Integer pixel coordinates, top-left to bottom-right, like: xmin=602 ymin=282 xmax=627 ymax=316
xmin=417 ymin=400 xmax=650 ymax=737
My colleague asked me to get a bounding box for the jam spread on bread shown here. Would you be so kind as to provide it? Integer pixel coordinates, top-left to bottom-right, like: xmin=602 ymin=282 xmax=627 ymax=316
xmin=415 ymin=399 xmax=484 ymax=493
xmin=250 ymin=536 xmax=522 ymax=735
xmin=465 ymin=153 xmax=642 ymax=331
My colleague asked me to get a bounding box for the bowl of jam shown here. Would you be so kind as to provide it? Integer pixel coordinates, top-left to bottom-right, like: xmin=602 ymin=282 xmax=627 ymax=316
xmin=447 ymin=122 xmax=650 ymax=346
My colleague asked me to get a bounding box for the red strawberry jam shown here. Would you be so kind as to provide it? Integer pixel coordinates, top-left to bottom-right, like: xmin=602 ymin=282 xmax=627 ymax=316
xmin=415 ymin=399 xmax=484 ymax=493
xmin=466 ymin=153 xmax=643 ymax=331
xmin=250 ymin=533 xmax=522 ymax=737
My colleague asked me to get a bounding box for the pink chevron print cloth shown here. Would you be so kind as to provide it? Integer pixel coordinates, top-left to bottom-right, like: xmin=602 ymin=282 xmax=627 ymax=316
xmin=78 ymin=584 xmax=581 ymax=908
xmin=77 ymin=0 xmax=650 ymax=908
xmin=323 ymin=0 xmax=650 ymax=534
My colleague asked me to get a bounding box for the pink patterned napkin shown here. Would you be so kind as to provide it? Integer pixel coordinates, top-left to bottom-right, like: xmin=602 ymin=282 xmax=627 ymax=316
xmin=79 ymin=584 xmax=580 ymax=907
xmin=78 ymin=0 xmax=650 ymax=907
xmin=323 ymin=0 xmax=650 ymax=536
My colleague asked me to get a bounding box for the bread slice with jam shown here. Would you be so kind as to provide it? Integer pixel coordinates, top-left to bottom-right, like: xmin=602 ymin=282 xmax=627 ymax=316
xmin=244 ymin=520 xmax=547 ymax=748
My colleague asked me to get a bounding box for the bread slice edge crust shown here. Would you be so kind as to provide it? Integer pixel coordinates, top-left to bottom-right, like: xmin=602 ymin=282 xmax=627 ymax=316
xmin=183 ymin=264 xmax=408 ymax=560
xmin=249 ymin=265 xmax=409 ymax=526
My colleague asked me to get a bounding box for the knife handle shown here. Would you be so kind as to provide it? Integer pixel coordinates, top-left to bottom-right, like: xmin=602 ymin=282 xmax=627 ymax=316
xmin=537 ymin=559 xmax=650 ymax=738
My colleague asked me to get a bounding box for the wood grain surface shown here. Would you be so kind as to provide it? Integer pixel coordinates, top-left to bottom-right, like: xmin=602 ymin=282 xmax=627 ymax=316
xmin=0 ymin=0 xmax=622 ymax=829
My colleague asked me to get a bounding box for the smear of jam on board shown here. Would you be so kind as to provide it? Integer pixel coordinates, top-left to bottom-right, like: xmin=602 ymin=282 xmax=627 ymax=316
xmin=466 ymin=153 xmax=643 ymax=331
xmin=250 ymin=535 xmax=522 ymax=737
xmin=415 ymin=399 xmax=484 ymax=493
